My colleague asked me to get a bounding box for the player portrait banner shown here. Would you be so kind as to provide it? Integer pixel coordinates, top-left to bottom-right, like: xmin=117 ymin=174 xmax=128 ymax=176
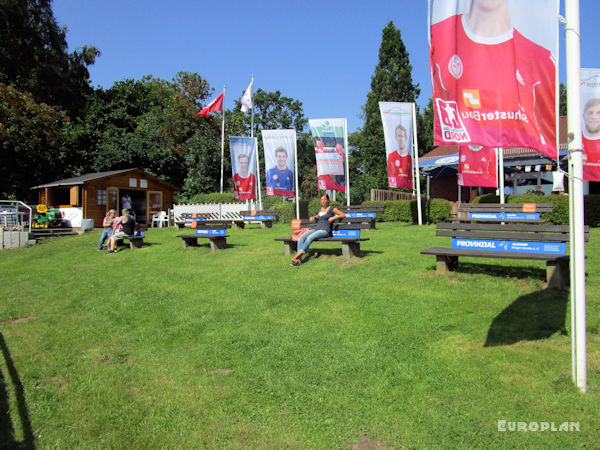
xmin=261 ymin=129 xmax=297 ymax=197
xmin=229 ymin=136 xmax=257 ymax=200
xmin=379 ymin=102 xmax=415 ymax=189
xmin=581 ymin=68 xmax=600 ymax=181
xmin=428 ymin=0 xmax=559 ymax=159
xmin=457 ymin=145 xmax=497 ymax=187
xmin=308 ymin=118 xmax=348 ymax=192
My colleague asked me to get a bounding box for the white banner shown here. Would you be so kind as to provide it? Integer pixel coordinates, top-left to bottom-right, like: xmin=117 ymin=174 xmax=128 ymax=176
xmin=379 ymin=102 xmax=415 ymax=189
xmin=229 ymin=137 xmax=257 ymax=200
xmin=261 ymin=129 xmax=297 ymax=197
xmin=308 ymin=118 xmax=348 ymax=193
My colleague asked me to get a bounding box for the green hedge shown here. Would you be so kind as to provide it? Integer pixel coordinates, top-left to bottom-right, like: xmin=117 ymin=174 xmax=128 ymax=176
xmin=472 ymin=193 xmax=600 ymax=226
xmin=186 ymin=191 xmax=242 ymax=204
xmin=271 ymin=200 xmax=309 ymax=224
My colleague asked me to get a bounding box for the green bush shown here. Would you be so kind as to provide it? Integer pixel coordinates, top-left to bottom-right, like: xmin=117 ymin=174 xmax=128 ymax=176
xmin=426 ymin=198 xmax=453 ymax=223
xmin=271 ymin=200 xmax=309 ymax=223
xmin=186 ymin=191 xmax=243 ymax=204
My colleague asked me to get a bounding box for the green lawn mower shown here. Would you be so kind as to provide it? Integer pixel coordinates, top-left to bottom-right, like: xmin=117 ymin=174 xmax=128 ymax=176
xmin=32 ymin=204 xmax=65 ymax=228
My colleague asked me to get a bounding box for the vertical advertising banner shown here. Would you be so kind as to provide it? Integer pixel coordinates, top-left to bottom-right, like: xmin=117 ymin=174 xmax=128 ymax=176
xmin=229 ymin=137 xmax=257 ymax=200
xmin=457 ymin=145 xmax=497 ymax=187
xmin=581 ymin=69 xmax=600 ymax=181
xmin=379 ymin=102 xmax=415 ymax=189
xmin=261 ymin=129 xmax=297 ymax=197
xmin=428 ymin=0 xmax=559 ymax=159
xmin=308 ymin=119 xmax=347 ymax=192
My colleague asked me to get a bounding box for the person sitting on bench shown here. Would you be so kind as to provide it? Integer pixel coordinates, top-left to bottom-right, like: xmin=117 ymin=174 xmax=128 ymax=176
xmin=106 ymin=208 xmax=136 ymax=254
xmin=290 ymin=193 xmax=345 ymax=266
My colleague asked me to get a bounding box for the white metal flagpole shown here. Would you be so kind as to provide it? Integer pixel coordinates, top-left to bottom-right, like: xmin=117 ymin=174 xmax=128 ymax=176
xmin=220 ymin=86 xmax=226 ymax=194
xmin=293 ymin=130 xmax=300 ymax=219
xmin=250 ymin=75 xmax=255 ymax=138
xmin=412 ymin=103 xmax=423 ymax=225
xmin=344 ymin=118 xmax=350 ymax=206
xmin=254 ymin=137 xmax=262 ymax=209
xmin=498 ymin=148 xmax=505 ymax=204
xmin=565 ymin=0 xmax=587 ymax=393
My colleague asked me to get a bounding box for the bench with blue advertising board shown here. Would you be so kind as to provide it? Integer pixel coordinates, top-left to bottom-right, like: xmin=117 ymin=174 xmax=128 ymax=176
xmin=337 ymin=204 xmax=386 ymax=229
xmin=175 ymin=213 xmax=242 ymax=229
xmin=176 ymin=223 xmax=231 ymax=251
xmin=274 ymin=218 xmax=370 ymax=259
xmin=420 ymin=222 xmax=589 ymax=289
xmin=239 ymin=210 xmax=280 ymax=229
xmin=451 ymin=203 xmax=553 ymax=224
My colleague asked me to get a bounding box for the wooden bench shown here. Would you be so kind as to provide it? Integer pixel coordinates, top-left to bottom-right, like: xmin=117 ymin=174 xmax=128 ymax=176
xmin=176 ymin=224 xmax=231 ymax=251
xmin=337 ymin=204 xmax=386 ymax=229
xmin=420 ymin=222 xmax=589 ymax=289
xmin=274 ymin=219 xmax=370 ymax=259
xmin=115 ymin=235 xmax=144 ymax=249
xmin=239 ymin=210 xmax=280 ymax=229
xmin=451 ymin=203 xmax=554 ymax=224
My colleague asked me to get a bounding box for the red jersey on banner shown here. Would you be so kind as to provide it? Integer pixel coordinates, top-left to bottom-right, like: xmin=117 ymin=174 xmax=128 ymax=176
xmin=457 ymin=145 xmax=497 ymax=187
xmin=583 ymin=136 xmax=600 ymax=181
xmin=233 ymin=173 xmax=256 ymax=200
xmin=387 ymin=152 xmax=413 ymax=189
xmin=430 ymin=14 xmax=557 ymax=159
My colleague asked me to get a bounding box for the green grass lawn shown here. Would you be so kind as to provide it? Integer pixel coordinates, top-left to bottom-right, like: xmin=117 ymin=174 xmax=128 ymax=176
xmin=0 ymin=222 xmax=598 ymax=448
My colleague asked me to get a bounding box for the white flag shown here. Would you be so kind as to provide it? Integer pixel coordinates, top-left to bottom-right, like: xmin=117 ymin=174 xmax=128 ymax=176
xmin=240 ymin=79 xmax=254 ymax=113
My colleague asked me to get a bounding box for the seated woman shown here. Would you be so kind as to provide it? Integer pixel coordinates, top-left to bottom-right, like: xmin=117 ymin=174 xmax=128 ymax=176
xmin=290 ymin=193 xmax=346 ymax=266
xmin=97 ymin=209 xmax=116 ymax=251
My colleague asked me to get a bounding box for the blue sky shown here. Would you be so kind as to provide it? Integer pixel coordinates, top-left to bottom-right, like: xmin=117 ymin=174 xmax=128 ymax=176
xmin=53 ymin=0 xmax=599 ymax=133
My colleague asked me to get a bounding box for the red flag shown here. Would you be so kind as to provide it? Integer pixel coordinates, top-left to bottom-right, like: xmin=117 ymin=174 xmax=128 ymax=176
xmin=196 ymin=93 xmax=224 ymax=117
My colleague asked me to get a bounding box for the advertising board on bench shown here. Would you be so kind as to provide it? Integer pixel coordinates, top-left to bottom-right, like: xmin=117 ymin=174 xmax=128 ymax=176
xmin=195 ymin=228 xmax=227 ymax=236
xmin=345 ymin=212 xmax=377 ymax=218
xmin=451 ymin=238 xmax=566 ymax=255
xmin=242 ymin=215 xmax=274 ymax=221
xmin=468 ymin=212 xmax=540 ymax=220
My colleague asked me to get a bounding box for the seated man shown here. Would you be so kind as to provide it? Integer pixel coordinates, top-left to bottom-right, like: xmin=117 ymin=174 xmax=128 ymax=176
xmin=106 ymin=208 xmax=136 ymax=254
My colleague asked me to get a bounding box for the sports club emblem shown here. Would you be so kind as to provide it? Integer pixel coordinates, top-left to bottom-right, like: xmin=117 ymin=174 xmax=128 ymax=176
xmin=318 ymin=179 xmax=327 ymax=190
xmin=448 ymin=54 xmax=463 ymax=80
xmin=462 ymin=89 xmax=481 ymax=108
xmin=435 ymin=98 xmax=471 ymax=143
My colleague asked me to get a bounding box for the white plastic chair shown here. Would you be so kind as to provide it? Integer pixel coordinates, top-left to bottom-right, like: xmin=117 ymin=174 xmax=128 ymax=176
xmin=151 ymin=211 xmax=168 ymax=228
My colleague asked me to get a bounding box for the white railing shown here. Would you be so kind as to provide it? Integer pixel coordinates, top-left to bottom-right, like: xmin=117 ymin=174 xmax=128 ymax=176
xmin=172 ymin=202 xmax=258 ymax=223
xmin=0 ymin=200 xmax=32 ymax=232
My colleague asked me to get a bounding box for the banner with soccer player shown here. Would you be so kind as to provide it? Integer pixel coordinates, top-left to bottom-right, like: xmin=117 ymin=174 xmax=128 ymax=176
xmin=229 ymin=136 xmax=257 ymax=200
xmin=581 ymin=68 xmax=600 ymax=181
xmin=309 ymin=118 xmax=348 ymax=192
xmin=457 ymin=145 xmax=497 ymax=187
xmin=261 ymin=129 xmax=297 ymax=197
xmin=428 ymin=0 xmax=559 ymax=159
xmin=379 ymin=102 xmax=415 ymax=189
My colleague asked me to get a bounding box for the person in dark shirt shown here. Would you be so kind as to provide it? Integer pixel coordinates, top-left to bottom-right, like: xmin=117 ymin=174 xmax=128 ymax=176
xmin=290 ymin=194 xmax=345 ymax=266
xmin=106 ymin=208 xmax=136 ymax=254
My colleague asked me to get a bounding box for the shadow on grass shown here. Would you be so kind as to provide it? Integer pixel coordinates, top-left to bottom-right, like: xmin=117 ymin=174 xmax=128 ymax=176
xmin=484 ymin=289 xmax=568 ymax=347
xmin=306 ymin=248 xmax=383 ymax=259
xmin=0 ymin=333 xmax=35 ymax=449
xmin=454 ymin=262 xmax=546 ymax=282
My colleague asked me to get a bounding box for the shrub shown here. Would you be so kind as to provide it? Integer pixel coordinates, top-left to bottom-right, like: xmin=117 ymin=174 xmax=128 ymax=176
xmin=271 ymin=200 xmax=309 ymax=223
xmin=426 ymin=198 xmax=453 ymax=223
xmin=186 ymin=191 xmax=242 ymax=204
xmin=585 ymin=194 xmax=600 ymax=227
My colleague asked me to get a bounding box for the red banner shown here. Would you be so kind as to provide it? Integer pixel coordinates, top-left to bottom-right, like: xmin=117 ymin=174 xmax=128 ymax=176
xmin=429 ymin=1 xmax=558 ymax=159
xmin=457 ymin=145 xmax=497 ymax=187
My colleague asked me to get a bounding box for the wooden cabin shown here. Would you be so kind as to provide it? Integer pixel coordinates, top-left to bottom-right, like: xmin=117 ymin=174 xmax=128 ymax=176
xmin=31 ymin=168 xmax=177 ymax=227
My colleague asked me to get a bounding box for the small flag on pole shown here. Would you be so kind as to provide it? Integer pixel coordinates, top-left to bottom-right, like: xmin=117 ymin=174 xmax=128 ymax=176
xmin=240 ymin=79 xmax=254 ymax=113
xmin=196 ymin=93 xmax=224 ymax=117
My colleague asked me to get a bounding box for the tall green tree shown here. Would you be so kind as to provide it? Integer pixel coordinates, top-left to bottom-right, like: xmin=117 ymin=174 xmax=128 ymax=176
xmin=0 ymin=82 xmax=67 ymax=200
xmin=351 ymin=21 xmax=420 ymax=196
xmin=0 ymin=0 xmax=99 ymax=115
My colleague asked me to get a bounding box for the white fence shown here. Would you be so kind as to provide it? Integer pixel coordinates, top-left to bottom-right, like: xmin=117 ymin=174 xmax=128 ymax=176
xmin=171 ymin=203 xmax=258 ymax=223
